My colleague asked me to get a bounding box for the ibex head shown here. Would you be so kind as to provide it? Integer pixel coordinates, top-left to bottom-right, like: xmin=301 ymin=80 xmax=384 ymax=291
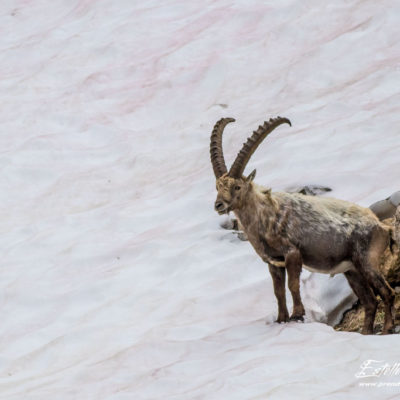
xmin=210 ymin=116 xmax=291 ymax=214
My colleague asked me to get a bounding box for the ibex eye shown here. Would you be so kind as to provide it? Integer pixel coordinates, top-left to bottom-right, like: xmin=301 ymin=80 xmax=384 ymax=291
xmin=235 ymin=186 xmax=241 ymax=191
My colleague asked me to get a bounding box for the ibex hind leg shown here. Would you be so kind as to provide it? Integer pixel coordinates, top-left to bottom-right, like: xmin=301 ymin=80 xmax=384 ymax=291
xmin=362 ymin=266 xmax=394 ymax=334
xmin=344 ymin=270 xmax=377 ymax=335
xmin=354 ymin=249 xmax=395 ymax=334
xmin=353 ymin=228 xmax=395 ymax=334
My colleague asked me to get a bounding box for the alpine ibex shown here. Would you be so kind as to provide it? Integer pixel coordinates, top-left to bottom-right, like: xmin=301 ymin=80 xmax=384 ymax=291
xmin=210 ymin=116 xmax=397 ymax=334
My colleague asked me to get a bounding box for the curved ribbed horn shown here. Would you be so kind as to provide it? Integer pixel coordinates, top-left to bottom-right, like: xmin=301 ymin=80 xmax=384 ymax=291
xmin=210 ymin=117 xmax=235 ymax=178
xmin=228 ymin=116 xmax=291 ymax=178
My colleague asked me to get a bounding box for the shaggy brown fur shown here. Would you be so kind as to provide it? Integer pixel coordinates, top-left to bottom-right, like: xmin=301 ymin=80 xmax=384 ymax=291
xmin=210 ymin=116 xmax=398 ymax=334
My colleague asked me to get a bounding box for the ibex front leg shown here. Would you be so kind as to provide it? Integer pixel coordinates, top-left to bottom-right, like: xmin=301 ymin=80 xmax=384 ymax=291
xmin=268 ymin=264 xmax=289 ymax=323
xmin=286 ymin=250 xmax=305 ymax=321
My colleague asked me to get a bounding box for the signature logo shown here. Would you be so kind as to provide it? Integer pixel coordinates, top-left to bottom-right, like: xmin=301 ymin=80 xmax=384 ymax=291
xmin=356 ymin=360 xmax=400 ymax=379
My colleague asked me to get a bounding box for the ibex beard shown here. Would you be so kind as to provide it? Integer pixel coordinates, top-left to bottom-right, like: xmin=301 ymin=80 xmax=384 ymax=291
xmin=210 ymin=116 xmax=397 ymax=334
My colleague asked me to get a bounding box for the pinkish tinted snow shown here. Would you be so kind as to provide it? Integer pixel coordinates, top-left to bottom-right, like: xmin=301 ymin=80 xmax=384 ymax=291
xmin=0 ymin=1 xmax=400 ymax=399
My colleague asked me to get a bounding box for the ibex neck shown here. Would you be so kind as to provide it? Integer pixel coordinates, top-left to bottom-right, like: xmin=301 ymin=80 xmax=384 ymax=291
xmin=235 ymin=186 xmax=275 ymax=229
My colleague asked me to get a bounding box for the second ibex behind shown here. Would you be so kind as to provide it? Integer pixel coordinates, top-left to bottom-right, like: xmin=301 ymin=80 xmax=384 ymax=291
xmin=210 ymin=116 xmax=398 ymax=334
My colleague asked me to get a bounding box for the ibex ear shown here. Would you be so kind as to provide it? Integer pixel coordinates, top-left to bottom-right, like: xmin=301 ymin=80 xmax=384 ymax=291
xmin=246 ymin=169 xmax=256 ymax=182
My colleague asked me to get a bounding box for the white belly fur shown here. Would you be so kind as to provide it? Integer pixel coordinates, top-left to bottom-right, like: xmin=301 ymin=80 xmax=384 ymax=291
xmin=303 ymin=261 xmax=355 ymax=276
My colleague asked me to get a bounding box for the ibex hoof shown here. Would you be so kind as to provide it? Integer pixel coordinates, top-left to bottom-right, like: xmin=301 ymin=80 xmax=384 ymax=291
xmin=276 ymin=315 xmax=289 ymax=323
xmin=289 ymin=315 xmax=304 ymax=322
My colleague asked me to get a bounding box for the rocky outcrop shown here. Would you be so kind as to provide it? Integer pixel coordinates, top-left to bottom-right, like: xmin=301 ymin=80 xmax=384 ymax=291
xmin=369 ymin=190 xmax=400 ymax=220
